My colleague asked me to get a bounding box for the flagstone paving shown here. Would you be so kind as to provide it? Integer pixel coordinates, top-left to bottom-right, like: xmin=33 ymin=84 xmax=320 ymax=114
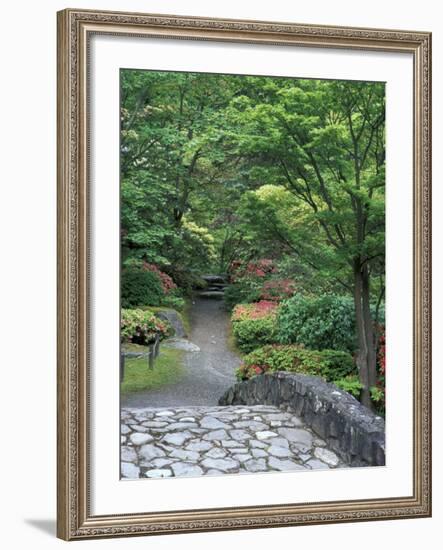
xmin=120 ymin=405 xmax=348 ymax=479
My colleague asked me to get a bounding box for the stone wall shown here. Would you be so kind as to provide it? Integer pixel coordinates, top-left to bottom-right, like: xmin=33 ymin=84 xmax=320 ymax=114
xmin=219 ymin=372 xmax=385 ymax=467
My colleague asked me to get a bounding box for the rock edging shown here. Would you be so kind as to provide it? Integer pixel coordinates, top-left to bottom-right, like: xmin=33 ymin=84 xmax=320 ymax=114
xmin=219 ymin=372 xmax=385 ymax=467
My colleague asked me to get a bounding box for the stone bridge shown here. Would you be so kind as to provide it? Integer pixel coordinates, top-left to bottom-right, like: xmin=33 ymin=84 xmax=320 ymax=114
xmin=121 ymin=404 xmax=346 ymax=479
xmin=121 ymin=372 xmax=385 ymax=479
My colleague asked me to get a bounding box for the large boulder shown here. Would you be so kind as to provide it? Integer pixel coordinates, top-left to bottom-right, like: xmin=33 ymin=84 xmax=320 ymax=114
xmin=155 ymin=309 xmax=187 ymax=338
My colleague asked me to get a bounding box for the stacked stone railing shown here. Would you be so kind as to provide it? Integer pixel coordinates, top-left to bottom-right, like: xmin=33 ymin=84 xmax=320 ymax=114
xmin=219 ymin=372 xmax=385 ymax=467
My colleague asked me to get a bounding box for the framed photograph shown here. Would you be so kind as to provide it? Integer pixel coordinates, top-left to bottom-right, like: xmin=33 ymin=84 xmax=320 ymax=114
xmin=57 ymin=8 xmax=431 ymax=540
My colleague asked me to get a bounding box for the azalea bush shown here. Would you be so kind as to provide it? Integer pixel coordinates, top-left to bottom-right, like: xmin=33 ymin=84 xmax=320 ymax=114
xmin=236 ymin=344 xmax=355 ymax=381
xmin=231 ymin=301 xmax=279 ymax=352
xmin=260 ymin=278 xmax=296 ymax=302
xmin=121 ymin=268 xmax=165 ymax=308
xmin=121 ymin=264 xmax=183 ymax=309
xmin=229 ymin=258 xmax=276 ymax=282
xmin=142 ymin=262 xmax=177 ymax=294
xmin=121 ymin=308 xmax=172 ymax=345
xmin=231 ymin=300 xmax=278 ymax=321
xmin=371 ymin=327 xmax=386 ymax=415
xmin=224 ymin=258 xmax=276 ymax=310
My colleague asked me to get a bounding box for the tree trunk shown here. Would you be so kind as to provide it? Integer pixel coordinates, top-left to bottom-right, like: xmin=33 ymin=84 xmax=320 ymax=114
xmin=362 ymin=262 xmax=378 ymax=389
xmin=353 ymin=259 xmax=376 ymax=411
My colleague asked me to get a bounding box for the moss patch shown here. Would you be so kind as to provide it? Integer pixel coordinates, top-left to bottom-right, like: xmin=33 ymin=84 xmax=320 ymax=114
xmin=120 ymin=347 xmax=184 ymax=394
xmin=180 ymin=299 xmax=192 ymax=335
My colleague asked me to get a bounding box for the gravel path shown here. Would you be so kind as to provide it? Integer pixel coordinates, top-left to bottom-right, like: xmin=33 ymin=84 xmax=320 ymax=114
xmin=120 ymin=405 xmax=347 ymax=479
xmin=121 ymin=297 xmax=239 ymax=408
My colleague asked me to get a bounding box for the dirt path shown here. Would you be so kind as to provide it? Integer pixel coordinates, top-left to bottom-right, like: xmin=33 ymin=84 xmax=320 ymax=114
xmin=121 ymin=296 xmax=239 ymax=408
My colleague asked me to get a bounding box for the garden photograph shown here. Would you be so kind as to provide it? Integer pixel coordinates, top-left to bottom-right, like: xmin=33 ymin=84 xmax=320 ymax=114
xmin=119 ymin=69 xmax=386 ymax=480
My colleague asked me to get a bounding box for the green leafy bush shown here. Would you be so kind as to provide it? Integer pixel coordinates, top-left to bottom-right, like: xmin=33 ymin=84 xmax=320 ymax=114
xmin=223 ymin=280 xmax=262 ymax=310
xmin=333 ymin=375 xmax=363 ymax=398
xmin=232 ymin=317 xmax=277 ymax=353
xmin=277 ymin=294 xmax=357 ymax=352
xmin=236 ymin=344 xmax=355 ymax=381
xmin=121 ymin=308 xmax=172 ymax=345
xmin=121 ymin=269 xmax=164 ymax=308
xmin=231 ymin=301 xmax=278 ymax=353
xmin=161 ymin=294 xmax=186 ymax=311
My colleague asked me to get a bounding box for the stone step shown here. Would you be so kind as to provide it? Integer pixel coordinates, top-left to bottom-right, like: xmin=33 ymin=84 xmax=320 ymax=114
xmin=198 ymin=290 xmax=225 ymax=300
xmin=201 ymin=275 xmax=227 ymax=285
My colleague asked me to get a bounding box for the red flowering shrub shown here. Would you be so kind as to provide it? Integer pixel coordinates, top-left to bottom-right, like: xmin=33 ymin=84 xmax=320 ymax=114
xmin=371 ymin=326 xmax=386 ymax=415
xmin=378 ymin=330 xmax=386 ymax=377
xmin=229 ymin=258 xmax=276 ymax=282
xmin=260 ymin=279 xmax=296 ymax=302
xmin=142 ymin=262 xmax=177 ymax=294
xmin=232 ymin=300 xmax=278 ymax=321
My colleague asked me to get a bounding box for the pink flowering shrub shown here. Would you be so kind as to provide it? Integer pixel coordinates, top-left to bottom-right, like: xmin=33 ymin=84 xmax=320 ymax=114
xmin=142 ymin=262 xmax=177 ymax=294
xmin=232 ymin=301 xmax=278 ymax=321
xmin=260 ymin=279 xmax=296 ymax=302
xmin=228 ymin=258 xmax=276 ymax=282
xmin=121 ymin=308 xmax=172 ymax=345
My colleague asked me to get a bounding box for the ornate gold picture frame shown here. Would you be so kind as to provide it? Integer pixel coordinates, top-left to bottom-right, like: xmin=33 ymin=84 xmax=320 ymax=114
xmin=57 ymin=8 xmax=431 ymax=540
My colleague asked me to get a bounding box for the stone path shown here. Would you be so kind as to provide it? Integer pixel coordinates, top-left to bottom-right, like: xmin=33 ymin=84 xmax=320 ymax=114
xmin=121 ymin=405 xmax=348 ymax=479
xmin=121 ymin=296 xmax=238 ymax=408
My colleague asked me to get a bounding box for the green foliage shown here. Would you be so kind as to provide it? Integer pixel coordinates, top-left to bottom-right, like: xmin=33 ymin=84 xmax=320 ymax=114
xmin=334 ymin=375 xmax=363 ymax=398
xmin=231 ymin=302 xmax=279 ymax=352
xmin=223 ymin=280 xmax=262 ymax=310
xmin=120 ymin=348 xmax=184 ymax=394
xmin=370 ymin=385 xmax=385 ymax=416
xmin=121 ymin=269 xmax=164 ymax=308
xmin=160 ymin=294 xmax=186 ymax=311
xmin=232 ymin=316 xmax=277 ymax=353
xmin=236 ymin=344 xmax=355 ymax=381
xmin=277 ymin=294 xmax=356 ymax=352
xmin=120 ymin=309 xmax=172 ymax=345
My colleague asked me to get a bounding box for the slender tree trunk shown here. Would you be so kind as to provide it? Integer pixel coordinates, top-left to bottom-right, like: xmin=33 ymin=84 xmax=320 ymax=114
xmin=362 ymin=262 xmax=378 ymax=389
xmin=353 ymin=259 xmax=376 ymax=411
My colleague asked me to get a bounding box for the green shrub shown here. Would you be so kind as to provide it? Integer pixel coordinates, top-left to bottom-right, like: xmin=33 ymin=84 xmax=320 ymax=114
xmin=333 ymin=375 xmax=363 ymax=398
xmin=223 ymin=281 xmax=262 ymax=310
xmin=370 ymin=385 xmax=385 ymax=413
xmin=236 ymin=344 xmax=355 ymax=381
xmin=121 ymin=308 xmax=172 ymax=344
xmin=232 ymin=317 xmax=278 ymax=353
xmin=121 ymin=269 xmax=164 ymax=308
xmin=277 ymin=294 xmax=357 ymax=352
xmin=161 ymin=294 xmax=186 ymax=311
xmin=231 ymin=302 xmax=279 ymax=353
